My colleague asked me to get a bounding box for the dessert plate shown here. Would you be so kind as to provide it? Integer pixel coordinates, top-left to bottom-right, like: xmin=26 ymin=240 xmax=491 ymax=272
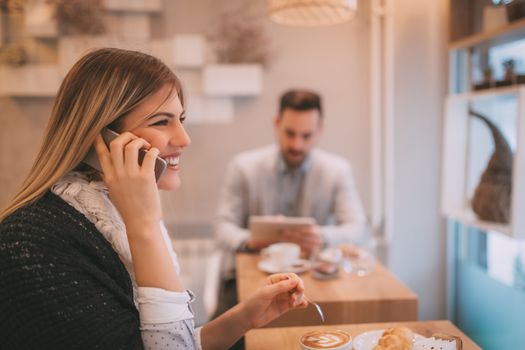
xmin=257 ymin=258 xmax=311 ymax=274
xmin=353 ymin=329 xmax=426 ymax=350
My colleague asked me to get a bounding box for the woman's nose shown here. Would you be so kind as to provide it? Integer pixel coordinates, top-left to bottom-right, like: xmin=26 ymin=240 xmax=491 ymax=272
xmin=171 ymin=124 xmax=191 ymax=148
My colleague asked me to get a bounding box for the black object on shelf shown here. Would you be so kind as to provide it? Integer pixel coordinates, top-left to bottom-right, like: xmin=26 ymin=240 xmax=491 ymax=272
xmin=469 ymin=110 xmax=512 ymax=224
xmin=495 ymin=79 xmax=514 ymax=87
xmin=507 ymin=0 xmax=525 ymax=22
xmin=474 ymin=82 xmax=493 ymax=90
xmin=473 ymin=80 xmax=525 ymax=90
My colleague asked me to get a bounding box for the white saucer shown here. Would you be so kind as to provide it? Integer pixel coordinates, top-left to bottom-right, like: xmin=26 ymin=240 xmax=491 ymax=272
xmin=353 ymin=329 xmax=426 ymax=350
xmin=257 ymin=258 xmax=311 ymax=274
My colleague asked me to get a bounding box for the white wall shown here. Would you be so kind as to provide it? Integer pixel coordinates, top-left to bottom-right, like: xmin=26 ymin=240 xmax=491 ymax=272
xmin=0 ymin=0 xmax=372 ymax=225
xmin=157 ymin=0 xmax=372 ymax=225
xmin=387 ymin=0 xmax=449 ymax=320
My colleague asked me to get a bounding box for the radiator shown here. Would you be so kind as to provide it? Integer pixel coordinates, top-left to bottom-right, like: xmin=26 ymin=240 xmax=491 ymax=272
xmin=171 ymin=238 xmax=222 ymax=326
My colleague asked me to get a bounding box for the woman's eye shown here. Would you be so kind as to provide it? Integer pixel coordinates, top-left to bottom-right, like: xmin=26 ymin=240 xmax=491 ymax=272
xmin=150 ymin=120 xmax=169 ymax=127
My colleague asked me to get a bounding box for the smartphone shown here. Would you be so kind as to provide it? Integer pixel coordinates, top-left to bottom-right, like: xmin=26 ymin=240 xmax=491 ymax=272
xmin=83 ymin=128 xmax=167 ymax=183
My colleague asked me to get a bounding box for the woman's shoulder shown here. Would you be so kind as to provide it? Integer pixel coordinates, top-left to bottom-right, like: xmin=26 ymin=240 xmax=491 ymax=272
xmin=0 ymin=192 xmax=121 ymax=266
xmin=0 ymin=192 xmax=141 ymax=349
xmin=1 ymin=192 xmax=90 ymax=240
xmin=0 ymin=190 xmax=133 ymax=298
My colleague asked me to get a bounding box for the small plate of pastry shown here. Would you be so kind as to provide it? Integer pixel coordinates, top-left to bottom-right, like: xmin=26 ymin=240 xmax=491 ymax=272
xmin=352 ymin=327 xmax=462 ymax=350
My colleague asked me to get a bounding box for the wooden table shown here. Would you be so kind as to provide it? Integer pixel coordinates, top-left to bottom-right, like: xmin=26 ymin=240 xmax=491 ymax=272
xmin=245 ymin=320 xmax=481 ymax=350
xmin=236 ymin=253 xmax=418 ymax=327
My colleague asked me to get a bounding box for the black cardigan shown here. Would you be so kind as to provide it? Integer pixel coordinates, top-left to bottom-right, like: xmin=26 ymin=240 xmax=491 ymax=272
xmin=0 ymin=192 xmax=143 ymax=350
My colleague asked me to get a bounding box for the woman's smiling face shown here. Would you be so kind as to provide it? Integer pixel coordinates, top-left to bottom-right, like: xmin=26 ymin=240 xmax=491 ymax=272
xmin=120 ymin=84 xmax=191 ymax=190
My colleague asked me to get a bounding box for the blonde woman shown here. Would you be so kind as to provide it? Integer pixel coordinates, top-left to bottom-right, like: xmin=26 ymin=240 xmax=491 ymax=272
xmin=0 ymin=48 xmax=307 ymax=350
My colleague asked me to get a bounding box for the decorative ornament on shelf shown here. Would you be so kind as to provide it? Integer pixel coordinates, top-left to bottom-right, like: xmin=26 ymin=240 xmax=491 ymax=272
xmin=505 ymin=0 xmax=525 ymax=22
xmin=209 ymin=3 xmax=271 ymax=66
xmin=493 ymin=0 xmax=525 ymax=22
xmin=483 ymin=66 xmax=494 ymax=85
xmin=0 ymin=42 xmax=27 ymax=65
xmin=53 ymin=0 xmax=106 ymax=35
xmin=474 ymin=66 xmax=494 ymax=90
xmin=205 ymin=3 xmax=267 ymax=97
xmin=503 ymin=58 xmax=517 ymax=83
xmin=267 ymin=0 xmax=357 ymax=27
xmin=0 ymin=0 xmax=28 ymax=65
xmin=0 ymin=0 xmax=26 ymax=13
xmin=470 ymin=109 xmax=512 ymax=224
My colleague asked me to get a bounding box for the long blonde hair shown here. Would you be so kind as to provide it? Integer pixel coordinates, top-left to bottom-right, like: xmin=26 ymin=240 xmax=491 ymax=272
xmin=1 ymin=48 xmax=183 ymax=221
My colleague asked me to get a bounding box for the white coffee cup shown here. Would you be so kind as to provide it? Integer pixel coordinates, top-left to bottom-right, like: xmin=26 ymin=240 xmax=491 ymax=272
xmin=261 ymin=242 xmax=300 ymax=268
xmin=300 ymin=330 xmax=352 ymax=350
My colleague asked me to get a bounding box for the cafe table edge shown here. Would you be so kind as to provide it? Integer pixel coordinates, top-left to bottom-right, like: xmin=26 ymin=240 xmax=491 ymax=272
xmin=245 ymin=320 xmax=481 ymax=350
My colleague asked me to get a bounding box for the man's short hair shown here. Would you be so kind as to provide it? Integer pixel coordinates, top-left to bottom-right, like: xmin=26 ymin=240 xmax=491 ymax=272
xmin=279 ymin=89 xmax=322 ymax=117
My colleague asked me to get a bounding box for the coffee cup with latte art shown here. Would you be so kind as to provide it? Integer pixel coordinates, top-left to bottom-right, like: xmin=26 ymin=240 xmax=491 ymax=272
xmin=300 ymin=330 xmax=352 ymax=350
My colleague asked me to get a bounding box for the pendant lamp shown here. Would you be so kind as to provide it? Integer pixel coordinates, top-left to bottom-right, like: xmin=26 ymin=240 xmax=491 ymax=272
xmin=267 ymin=0 xmax=357 ymax=27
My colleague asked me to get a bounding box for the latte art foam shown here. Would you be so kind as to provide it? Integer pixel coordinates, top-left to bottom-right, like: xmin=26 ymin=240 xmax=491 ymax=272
xmin=301 ymin=330 xmax=350 ymax=349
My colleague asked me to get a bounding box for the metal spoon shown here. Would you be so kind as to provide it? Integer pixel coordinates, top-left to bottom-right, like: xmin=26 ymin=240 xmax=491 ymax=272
xmin=304 ymin=295 xmax=325 ymax=323
xmin=285 ymin=275 xmax=325 ymax=322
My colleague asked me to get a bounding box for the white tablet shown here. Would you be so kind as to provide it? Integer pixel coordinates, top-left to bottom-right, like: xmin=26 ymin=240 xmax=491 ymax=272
xmin=249 ymin=215 xmax=316 ymax=242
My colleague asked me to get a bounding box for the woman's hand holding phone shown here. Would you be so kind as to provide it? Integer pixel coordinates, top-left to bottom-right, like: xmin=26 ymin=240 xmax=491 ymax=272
xmin=94 ymin=131 xmax=183 ymax=291
xmin=93 ymin=132 xmax=162 ymax=232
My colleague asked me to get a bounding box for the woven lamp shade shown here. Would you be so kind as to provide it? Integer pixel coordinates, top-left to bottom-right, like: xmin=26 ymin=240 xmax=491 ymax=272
xmin=267 ymin=0 xmax=357 ymax=26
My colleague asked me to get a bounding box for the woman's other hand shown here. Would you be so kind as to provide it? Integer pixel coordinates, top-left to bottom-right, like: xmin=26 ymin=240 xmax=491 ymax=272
xmin=201 ymin=273 xmax=308 ymax=350
xmin=240 ymin=273 xmax=308 ymax=329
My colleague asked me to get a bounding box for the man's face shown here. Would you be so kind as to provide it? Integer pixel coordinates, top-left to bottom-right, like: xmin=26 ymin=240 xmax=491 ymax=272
xmin=274 ymin=108 xmax=322 ymax=167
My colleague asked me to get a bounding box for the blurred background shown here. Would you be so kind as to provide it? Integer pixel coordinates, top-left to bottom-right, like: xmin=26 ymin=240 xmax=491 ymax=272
xmin=2 ymin=1 xmax=525 ymax=348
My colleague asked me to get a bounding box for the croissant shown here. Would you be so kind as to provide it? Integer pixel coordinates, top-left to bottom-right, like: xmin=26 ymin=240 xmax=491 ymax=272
xmin=373 ymin=327 xmax=414 ymax=350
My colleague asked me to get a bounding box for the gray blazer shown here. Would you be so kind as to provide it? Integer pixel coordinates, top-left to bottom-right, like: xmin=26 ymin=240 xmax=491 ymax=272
xmin=214 ymin=145 xmax=367 ymax=278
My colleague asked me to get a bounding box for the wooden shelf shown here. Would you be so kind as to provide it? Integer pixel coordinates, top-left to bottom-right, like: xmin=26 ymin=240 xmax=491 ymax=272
xmin=441 ymin=88 xmax=525 ymax=240
xmin=448 ymin=209 xmax=512 ymax=236
xmin=449 ymin=17 xmax=525 ymax=50
xmin=448 ymin=85 xmax=524 ymax=101
xmin=0 ymin=65 xmax=60 ymax=97
xmin=103 ymin=0 xmax=162 ymax=13
xmin=445 ymin=5 xmax=525 ymax=241
xmin=203 ymin=64 xmax=263 ymax=97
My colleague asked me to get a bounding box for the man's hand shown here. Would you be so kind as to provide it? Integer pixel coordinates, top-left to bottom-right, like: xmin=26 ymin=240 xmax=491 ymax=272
xmin=245 ymin=239 xmax=272 ymax=252
xmin=281 ymin=225 xmax=324 ymax=254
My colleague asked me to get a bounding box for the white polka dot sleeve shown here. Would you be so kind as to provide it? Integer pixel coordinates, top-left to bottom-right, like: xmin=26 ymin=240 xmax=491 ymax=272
xmin=138 ymin=287 xmax=202 ymax=350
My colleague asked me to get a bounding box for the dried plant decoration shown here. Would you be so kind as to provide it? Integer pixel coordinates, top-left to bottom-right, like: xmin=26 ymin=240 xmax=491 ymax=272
xmin=0 ymin=3 xmax=9 ymax=46
xmin=53 ymin=0 xmax=106 ymax=35
xmin=0 ymin=42 xmax=28 ymax=65
xmin=0 ymin=0 xmax=27 ymax=13
xmin=470 ymin=109 xmax=513 ymax=224
xmin=1 ymin=0 xmax=26 ymax=45
xmin=1 ymin=0 xmax=27 ymax=64
xmin=209 ymin=2 xmax=272 ymax=66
